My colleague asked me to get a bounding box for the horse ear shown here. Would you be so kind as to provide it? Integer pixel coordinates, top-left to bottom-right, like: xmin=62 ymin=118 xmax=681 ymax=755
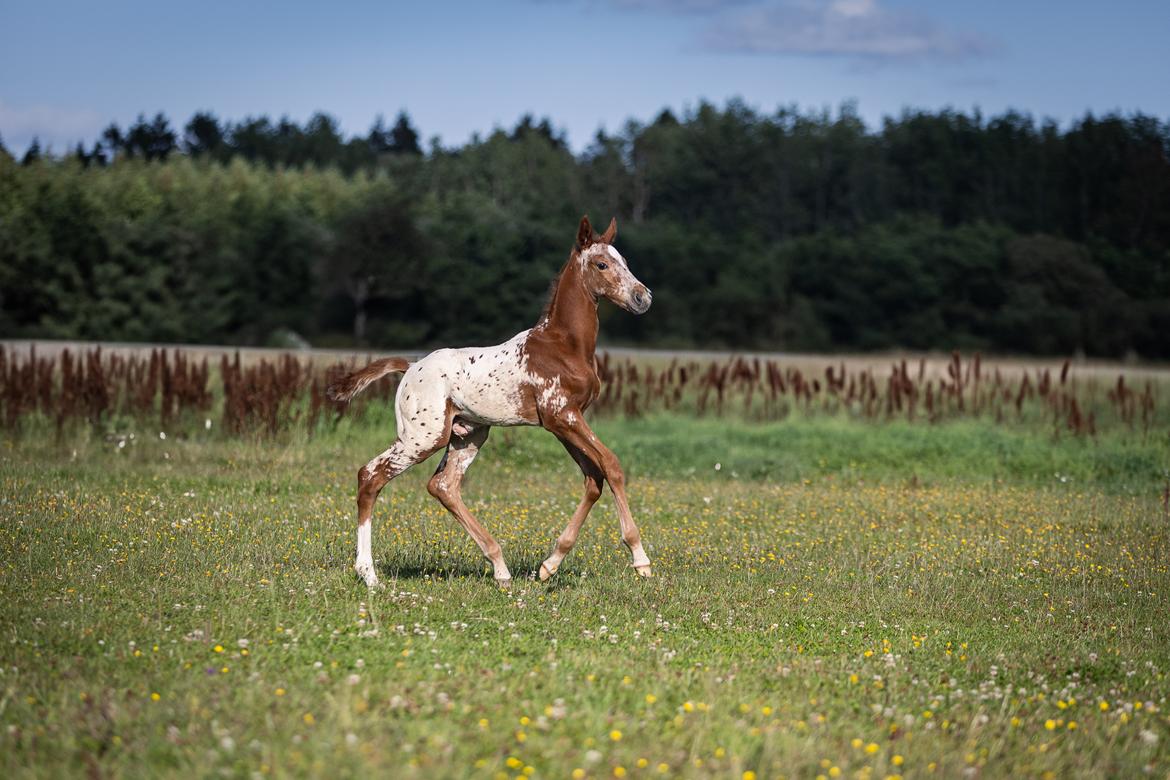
xmin=577 ymin=215 xmax=594 ymax=249
xmin=600 ymin=217 xmax=617 ymax=244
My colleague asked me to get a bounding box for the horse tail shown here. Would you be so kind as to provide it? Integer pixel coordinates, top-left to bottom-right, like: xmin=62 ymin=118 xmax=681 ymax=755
xmin=326 ymin=357 xmax=412 ymax=402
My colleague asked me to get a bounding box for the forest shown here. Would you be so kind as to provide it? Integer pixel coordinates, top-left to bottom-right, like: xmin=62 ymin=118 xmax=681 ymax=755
xmin=1 ymin=102 xmax=1168 ymax=357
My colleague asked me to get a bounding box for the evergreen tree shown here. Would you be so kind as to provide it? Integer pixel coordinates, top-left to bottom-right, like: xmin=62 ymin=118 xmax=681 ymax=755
xmin=101 ymin=123 xmax=125 ymax=160
xmin=389 ymin=111 xmax=421 ymax=155
xmin=302 ymin=112 xmax=344 ymax=166
xmin=535 ymin=117 xmax=566 ymax=150
xmin=125 ymin=113 xmax=177 ymax=160
xmin=2 ymin=101 xmax=1168 ymax=356
xmin=274 ymin=116 xmax=304 ymax=165
xmin=21 ymin=138 xmax=41 ymax=165
xmin=184 ymin=111 xmax=224 ymax=156
xmin=367 ymin=114 xmax=392 ymax=153
xmin=89 ymin=141 xmax=107 ymax=166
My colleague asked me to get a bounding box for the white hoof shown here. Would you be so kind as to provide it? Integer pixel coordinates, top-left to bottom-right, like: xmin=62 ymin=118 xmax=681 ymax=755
xmin=355 ymin=562 xmax=380 ymax=588
xmin=538 ymin=561 xmax=558 ymax=582
xmin=495 ymin=576 xmax=513 ymax=588
xmin=634 ymin=564 xmax=653 ymax=578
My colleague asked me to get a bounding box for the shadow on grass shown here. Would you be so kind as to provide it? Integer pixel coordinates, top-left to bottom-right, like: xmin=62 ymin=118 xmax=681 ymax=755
xmin=375 ymin=552 xmax=580 ymax=589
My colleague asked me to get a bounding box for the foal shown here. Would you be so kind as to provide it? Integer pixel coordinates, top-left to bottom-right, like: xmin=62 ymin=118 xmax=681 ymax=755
xmin=328 ymin=215 xmax=653 ymax=587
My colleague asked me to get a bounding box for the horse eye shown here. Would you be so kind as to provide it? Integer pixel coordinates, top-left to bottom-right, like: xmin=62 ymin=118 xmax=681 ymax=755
xmin=596 ymin=262 xmax=608 ymax=270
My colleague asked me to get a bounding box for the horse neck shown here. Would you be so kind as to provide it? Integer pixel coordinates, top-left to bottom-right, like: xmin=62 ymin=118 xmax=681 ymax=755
xmin=540 ymin=255 xmax=598 ymax=358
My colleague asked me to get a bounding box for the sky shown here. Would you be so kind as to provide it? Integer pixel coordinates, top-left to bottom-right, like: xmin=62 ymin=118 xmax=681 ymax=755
xmin=1 ymin=0 xmax=1168 ymax=155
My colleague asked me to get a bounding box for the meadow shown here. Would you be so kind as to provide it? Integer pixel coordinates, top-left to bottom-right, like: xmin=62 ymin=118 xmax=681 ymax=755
xmin=2 ymin=350 xmax=1169 ymax=778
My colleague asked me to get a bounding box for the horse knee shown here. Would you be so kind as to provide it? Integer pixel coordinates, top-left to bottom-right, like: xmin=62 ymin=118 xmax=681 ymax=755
xmin=583 ymin=476 xmax=603 ymax=502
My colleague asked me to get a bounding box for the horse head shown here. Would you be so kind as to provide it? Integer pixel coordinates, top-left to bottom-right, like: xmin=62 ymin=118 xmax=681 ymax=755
xmin=575 ymin=215 xmax=652 ymax=315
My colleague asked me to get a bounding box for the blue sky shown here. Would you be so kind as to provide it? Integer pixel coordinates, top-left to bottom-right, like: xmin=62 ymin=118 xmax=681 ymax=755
xmin=1 ymin=0 xmax=1167 ymax=155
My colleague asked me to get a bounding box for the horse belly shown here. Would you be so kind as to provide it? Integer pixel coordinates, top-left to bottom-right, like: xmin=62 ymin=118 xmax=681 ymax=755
xmin=456 ymin=391 xmax=534 ymax=427
xmin=449 ymin=334 xmax=536 ymax=427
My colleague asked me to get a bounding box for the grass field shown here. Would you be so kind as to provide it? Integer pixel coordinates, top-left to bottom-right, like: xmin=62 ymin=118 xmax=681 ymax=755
xmin=2 ymin=413 xmax=1169 ymax=778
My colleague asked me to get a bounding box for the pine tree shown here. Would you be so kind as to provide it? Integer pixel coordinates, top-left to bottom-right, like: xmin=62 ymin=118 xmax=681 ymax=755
xmin=389 ymin=111 xmax=421 ymax=155
xmin=184 ymin=112 xmax=224 ymax=156
xmin=303 ymin=112 xmax=343 ymax=166
xmin=367 ymin=115 xmax=392 ymax=153
xmin=21 ymin=138 xmax=41 ymax=165
xmin=101 ymin=123 xmax=125 ymax=160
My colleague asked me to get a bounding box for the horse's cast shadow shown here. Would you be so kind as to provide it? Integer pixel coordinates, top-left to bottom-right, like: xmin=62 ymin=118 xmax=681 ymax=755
xmin=375 ymin=555 xmax=579 ymax=590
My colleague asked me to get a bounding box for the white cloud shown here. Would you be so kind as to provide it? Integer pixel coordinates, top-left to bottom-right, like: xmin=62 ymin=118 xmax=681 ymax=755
xmin=0 ymin=99 xmax=106 ymax=153
xmin=703 ymin=0 xmax=993 ymax=63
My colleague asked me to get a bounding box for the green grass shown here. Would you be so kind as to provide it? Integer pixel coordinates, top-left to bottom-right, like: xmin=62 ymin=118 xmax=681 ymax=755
xmin=2 ymin=415 xmax=1169 ymax=778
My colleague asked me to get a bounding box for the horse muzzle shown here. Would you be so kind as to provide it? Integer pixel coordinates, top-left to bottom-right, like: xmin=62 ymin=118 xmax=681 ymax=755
xmin=628 ymin=286 xmax=652 ymax=315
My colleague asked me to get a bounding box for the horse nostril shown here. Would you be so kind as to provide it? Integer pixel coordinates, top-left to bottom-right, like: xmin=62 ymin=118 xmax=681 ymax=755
xmin=632 ymin=288 xmax=651 ymax=312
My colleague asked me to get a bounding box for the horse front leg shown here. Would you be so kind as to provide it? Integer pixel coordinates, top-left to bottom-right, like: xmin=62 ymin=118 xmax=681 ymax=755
xmin=539 ymin=441 xmax=604 ymax=581
xmin=545 ymin=409 xmax=652 ymax=578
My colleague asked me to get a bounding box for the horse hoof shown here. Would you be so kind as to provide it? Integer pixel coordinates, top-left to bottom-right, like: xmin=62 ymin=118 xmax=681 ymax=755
xmin=539 ymin=562 xmax=557 ymax=582
xmin=355 ymin=564 xmax=380 ymax=588
xmin=495 ymin=577 xmax=513 ymax=588
xmin=634 ymin=564 xmax=653 ymax=578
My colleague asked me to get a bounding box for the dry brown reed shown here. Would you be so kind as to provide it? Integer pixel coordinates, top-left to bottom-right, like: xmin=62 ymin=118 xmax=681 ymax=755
xmin=0 ymin=346 xmax=1160 ymax=439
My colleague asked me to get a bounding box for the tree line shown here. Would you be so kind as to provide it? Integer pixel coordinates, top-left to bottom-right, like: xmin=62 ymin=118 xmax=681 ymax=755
xmin=2 ymin=101 xmax=1168 ymax=357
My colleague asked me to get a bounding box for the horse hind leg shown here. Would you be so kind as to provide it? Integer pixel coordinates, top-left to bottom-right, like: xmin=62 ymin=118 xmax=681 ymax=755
xmin=354 ymin=440 xmax=429 ymax=587
xmin=353 ymin=375 xmax=457 ymax=587
xmin=427 ymin=427 xmax=512 ymax=584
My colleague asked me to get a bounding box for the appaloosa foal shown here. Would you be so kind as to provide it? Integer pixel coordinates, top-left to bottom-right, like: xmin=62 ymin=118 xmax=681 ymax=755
xmin=328 ymin=216 xmax=653 ymax=587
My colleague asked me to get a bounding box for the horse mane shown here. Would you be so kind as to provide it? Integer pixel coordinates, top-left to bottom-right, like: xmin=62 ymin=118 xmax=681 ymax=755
xmin=538 ymin=242 xmax=593 ymax=322
xmin=539 ymin=218 xmax=612 ymax=322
